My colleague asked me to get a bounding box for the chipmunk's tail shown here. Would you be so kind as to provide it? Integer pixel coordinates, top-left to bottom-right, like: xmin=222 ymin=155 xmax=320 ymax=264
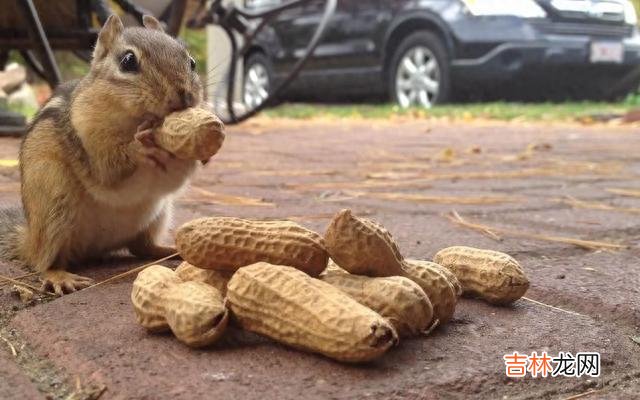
xmin=0 ymin=207 xmax=25 ymax=261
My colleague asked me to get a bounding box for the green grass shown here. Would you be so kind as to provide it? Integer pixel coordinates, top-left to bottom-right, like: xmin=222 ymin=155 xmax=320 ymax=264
xmin=6 ymin=102 xmax=39 ymax=120
xmin=261 ymin=100 xmax=637 ymax=122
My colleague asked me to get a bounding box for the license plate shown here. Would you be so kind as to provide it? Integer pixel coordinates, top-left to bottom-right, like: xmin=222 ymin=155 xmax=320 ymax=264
xmin=590 ymin=42 xmax=624 ymax=64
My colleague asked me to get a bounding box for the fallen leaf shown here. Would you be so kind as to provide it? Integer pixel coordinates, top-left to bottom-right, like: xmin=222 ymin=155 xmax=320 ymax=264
xmin=436 ymin=148 xmax=456 ymax=163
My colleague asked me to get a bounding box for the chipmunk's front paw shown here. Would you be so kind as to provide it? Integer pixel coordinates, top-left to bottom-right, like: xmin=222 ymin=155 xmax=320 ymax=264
xmin=134 ymin=124 xmax=174 ymax=171
xmin=41 ymin=270 xmax=94 ymax=296
xmin=136 ymin=144 xmax=174 ymax=171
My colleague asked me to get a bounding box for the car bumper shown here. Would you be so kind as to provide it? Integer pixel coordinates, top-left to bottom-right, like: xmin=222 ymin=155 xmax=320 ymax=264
xmin=449 ymin=21 xmax=640 ymax=80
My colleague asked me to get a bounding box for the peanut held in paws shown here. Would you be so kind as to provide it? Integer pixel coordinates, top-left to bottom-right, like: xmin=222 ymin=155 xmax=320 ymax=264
xmin=156 ymin=108 xmax=225 ymax=161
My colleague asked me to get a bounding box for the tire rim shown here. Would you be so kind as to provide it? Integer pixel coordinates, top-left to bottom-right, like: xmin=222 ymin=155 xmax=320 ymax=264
xmin=395 ymin=46 xmax=440 ymax=108
xmin=243 ymin=62 xmax=270 ymax=110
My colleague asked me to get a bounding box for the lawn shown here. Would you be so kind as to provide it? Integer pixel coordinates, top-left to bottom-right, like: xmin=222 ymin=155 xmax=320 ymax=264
xmin=261 ymin=100 xmax=637 ymax=123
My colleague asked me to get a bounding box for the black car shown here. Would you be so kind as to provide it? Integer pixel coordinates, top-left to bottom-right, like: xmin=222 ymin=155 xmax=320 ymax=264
xmin=242 ymin=0 xmax=640 ymax=108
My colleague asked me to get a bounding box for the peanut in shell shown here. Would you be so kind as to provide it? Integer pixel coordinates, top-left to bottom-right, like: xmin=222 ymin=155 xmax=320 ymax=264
xmin=424 ymin=260 xmax=463 ymax=297
xmin=433 ymin=246 xmax=529 ymax=305
xmin=324 ymin=210 xmax=457 ymax=325
xmin=176 ymin=217 xmax=329 ymax=276
xmin=324 ymin=209 xmax=404 ymax=277
xmin=400 ymin=259 xmax=458 ymax=325
xmin=175 ymin=261 xmax=233 ymax=295
xmin=157 ymin=107 xmax=225 ymax=161
xmin=321 ymin=264 xmax=433 ymax=337
xmin=227 ymin=262 xmax=398 ymax=363
xmin=131 ymin=265 xmax=228 ymax=347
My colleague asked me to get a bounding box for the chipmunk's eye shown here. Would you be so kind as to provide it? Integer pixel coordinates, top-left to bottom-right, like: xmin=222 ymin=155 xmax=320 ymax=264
xmin=120 ymin=51 xmax=139 ymax=73
xmin=189 ymin=56 xmax=196 ymax=71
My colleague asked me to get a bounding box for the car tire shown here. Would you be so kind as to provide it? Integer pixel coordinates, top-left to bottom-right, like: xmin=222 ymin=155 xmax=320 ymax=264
xmin=389 ymin=31 xmax=450 ymax=108
xmin=243 ymin=52 xmax=274 ymax=110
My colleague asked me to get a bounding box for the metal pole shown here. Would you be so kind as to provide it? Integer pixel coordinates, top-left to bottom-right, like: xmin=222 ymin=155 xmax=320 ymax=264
xmin=17 ymin=0 xmax=62 ymax=86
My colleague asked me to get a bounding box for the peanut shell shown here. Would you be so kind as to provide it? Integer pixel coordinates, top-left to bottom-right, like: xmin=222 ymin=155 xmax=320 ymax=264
xmin=175 ymin=261 xmax=233 ymax=295
xmin=400 ymin=259 xmax=458 ymax=325
xmin=227 ymin=262 xmax=398 ymax=363
xmin=157 ymin=107 xmax=225 ymax=160
xmin=164 ymin=281 xmax=229 ymax=347
xmin=176 ymin=217 xmax=328 ymax=276
xmin=433 ymin=246 xmax=529 ymax=305
xmin=422 ymin=260 xmax=463 ymax=297
xmin=324 ymin=209 xmax=404 ymax=276
xmin=131 ymin=265 xmax=228 ymax=347
xmin=321 ymin=264 xmax=433 ymax=337
xmin=131 ymin=264 xmax=181 ymax=332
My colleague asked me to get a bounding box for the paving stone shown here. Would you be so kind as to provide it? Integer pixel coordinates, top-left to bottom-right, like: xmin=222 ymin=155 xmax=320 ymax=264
xmin=0 ymin=351 xmax=44 ymax=400
xmin=10 ymin=287 xmax=639 ymax=400
xmin=2 ymin=119 xmax=640 ymax=399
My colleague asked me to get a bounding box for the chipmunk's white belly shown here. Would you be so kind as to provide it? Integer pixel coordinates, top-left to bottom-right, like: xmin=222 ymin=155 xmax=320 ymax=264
xmin=72 ymin=196 xmax=169 ymax=259
xmin=70 ymin=159 xmax=196 ymax=259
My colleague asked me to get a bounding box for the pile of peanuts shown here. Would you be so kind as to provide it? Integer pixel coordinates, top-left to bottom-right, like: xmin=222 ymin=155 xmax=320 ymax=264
xmin=131 ymin=209 xmax=530 ymax=363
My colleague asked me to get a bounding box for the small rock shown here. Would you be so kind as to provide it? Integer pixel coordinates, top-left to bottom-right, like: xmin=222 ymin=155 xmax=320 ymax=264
xmin=0 ymin=62 xmax=27 ymax=94
xmin=555 ymin=274 xmax=565 ymax=279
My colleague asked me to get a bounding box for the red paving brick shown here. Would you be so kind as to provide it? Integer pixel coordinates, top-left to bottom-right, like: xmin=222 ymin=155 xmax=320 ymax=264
xmin=0 ymin=351 xmax=45 ymax=400
xmin=1 ymin=119 xmax=640 ymax=399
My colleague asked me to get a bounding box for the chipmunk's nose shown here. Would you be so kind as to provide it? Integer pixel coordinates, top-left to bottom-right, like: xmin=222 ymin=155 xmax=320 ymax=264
xmin=170 ymin=89 xmax=195 ymax=112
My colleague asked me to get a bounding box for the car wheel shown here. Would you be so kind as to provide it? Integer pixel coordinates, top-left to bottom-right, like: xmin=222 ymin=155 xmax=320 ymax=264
xmin=389 ymin=31 xmax=450 ymax=108
xmin=243 ymin=52 xmax=273 ymax=110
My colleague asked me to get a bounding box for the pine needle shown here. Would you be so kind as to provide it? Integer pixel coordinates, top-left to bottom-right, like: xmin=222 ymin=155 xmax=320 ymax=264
xmin=356 ymin=191 xmax=522 ymax=205
xmin=446 ymin=211 xmax=502 ymax=241
xmin=86 ymin=253 xmax=179 ymax=290
xmin=606 ymin=188 xmax=640 ymax=198
xmin=561 ymin=389 xmax=601 ymax=400
xmin=0 ymin=273 xmax=52 ymax=295
xmin=0 ymin=334 xmax=17 ymax=357
xmin=447 ymin=211 xmax=626 ymax=251
xmin=183 ymin=186 xmax=274 ymax=207
xmin=521 ymin=297 xmax=589 ymax=318
xmin=0 ymin=271 xmax=37 ymax=287
xmin=558 ymin=196 xmax=640 ymax=214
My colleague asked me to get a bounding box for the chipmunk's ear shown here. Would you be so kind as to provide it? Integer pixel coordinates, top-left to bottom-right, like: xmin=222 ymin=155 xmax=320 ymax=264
xmin=142 ymin=15 xmax=164 ymax=32
xmin=93 ymin=15 xmax=124 ymax=61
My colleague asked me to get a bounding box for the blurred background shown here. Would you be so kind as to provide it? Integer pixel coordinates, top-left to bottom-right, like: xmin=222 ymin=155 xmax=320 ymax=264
xmin=2 ymin=0 xmax=640 ymax=131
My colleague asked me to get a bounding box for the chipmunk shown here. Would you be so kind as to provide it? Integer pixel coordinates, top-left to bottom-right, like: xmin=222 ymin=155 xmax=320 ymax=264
xmin=0 ymin=15 xmax=203 ymax=295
